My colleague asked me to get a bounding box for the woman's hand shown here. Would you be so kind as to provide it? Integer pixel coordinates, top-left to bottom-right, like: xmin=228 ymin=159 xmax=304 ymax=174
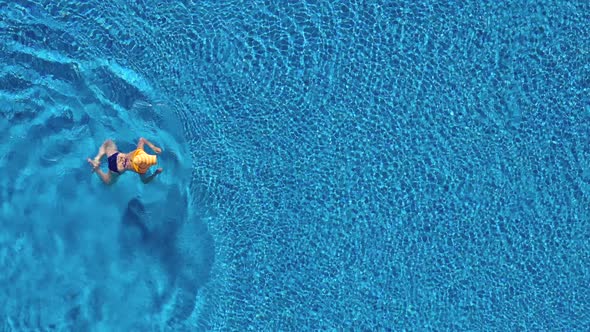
xmin=153 ymin=146 xmax=162 ymax=154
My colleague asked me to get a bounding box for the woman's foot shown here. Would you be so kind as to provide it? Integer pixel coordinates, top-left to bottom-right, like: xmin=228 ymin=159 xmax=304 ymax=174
xmin=155 ymin=168 xmax=163 ymax=175
xmin=87 ymin=158 xmax=99 ymax=170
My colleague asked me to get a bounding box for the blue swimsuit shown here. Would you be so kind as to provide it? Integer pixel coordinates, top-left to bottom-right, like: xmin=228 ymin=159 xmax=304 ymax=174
xmin=107 ymin=153 xmax=120 ymax=173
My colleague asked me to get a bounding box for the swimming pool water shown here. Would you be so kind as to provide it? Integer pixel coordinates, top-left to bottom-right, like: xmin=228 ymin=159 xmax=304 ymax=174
xmin=1 ymin=0 xmax=589 ymax=330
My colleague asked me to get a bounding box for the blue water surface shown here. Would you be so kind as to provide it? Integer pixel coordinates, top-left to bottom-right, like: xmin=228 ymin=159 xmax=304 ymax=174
xmin=1 ymin=0 xmax=589 ymax=331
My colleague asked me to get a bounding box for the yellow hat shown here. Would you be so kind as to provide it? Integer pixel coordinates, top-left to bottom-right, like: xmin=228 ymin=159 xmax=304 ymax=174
xmin=131 ymin=149 xmax=157 ymax=174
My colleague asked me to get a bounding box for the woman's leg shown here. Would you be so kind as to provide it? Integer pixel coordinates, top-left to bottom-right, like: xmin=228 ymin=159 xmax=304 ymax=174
xmin=103 ymin=139 xmax=118 ymax=157
xmin=95 ymin=168 xmax=113 ymax=184
xmin=93 ymin=139 xmax=118 ymax=163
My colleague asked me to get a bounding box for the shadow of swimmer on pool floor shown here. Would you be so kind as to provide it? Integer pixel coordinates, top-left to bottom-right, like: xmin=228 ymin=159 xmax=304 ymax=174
xmin=87 ymin=137 xmax=163 ymax=185
xmin=118 ymin=194 xmax=216 ymax=321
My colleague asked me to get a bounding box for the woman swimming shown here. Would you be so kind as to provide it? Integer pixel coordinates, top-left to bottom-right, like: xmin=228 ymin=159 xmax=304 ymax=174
xmin=87 ymin=137 xmax=163 ymax=184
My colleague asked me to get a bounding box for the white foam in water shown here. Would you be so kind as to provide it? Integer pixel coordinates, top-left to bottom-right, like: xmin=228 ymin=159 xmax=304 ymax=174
xmin=0 ymin=21 xmax=206 ymax=329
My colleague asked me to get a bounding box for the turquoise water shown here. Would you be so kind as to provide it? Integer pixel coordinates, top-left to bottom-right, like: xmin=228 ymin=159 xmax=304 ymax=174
xmin=1 ymin=0 xmax=589 ymax=330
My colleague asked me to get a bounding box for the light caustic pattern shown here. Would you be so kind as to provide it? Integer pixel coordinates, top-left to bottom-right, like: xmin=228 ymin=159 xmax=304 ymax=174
xmin=0 ymin=1 xmax=212 ymax=331
xmin=1 ymin=0 xmax=590 ymax=331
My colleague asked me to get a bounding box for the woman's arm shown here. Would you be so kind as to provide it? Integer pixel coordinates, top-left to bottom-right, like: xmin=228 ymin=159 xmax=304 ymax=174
xmin=140 ymin=168 xmax=163 ymax=184
xmin=138 ymin=137 xmax=162 ymax=154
